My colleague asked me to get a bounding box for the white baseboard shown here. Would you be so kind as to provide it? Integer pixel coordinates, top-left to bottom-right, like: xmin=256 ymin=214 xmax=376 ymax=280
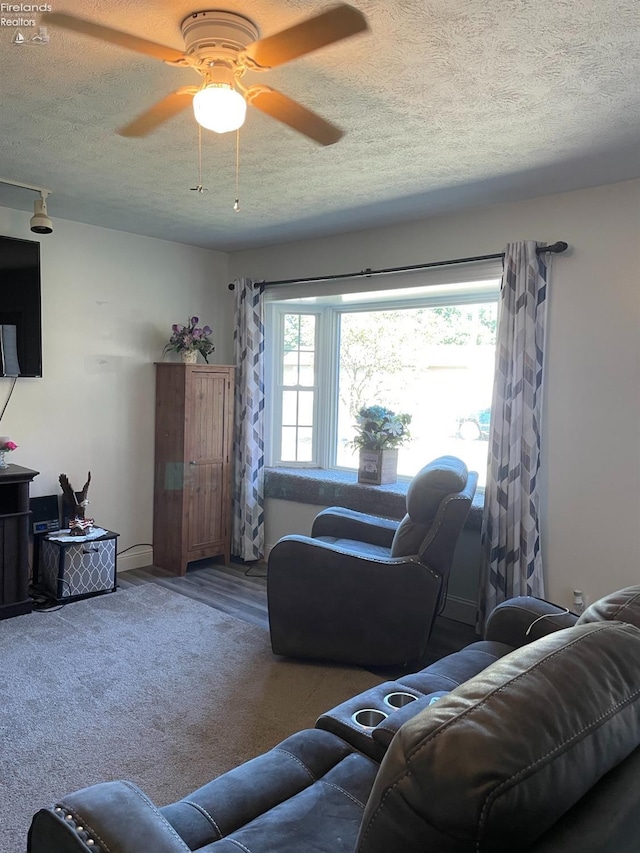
xmin=117 ymin=548 xmax=154 ymax=573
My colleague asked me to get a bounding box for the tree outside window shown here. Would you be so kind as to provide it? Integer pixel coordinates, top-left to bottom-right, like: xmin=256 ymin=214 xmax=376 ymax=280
xmin=267 ymin=274 xmax=500 ymax=486
xmin=336 ymin=303 xmax=497 ymax=484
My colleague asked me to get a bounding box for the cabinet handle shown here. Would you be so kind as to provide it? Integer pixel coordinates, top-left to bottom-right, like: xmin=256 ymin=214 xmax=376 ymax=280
xmin=190 ymin=460 xmax=197 ymax=465
xmin=82 ymin=547 xmax=99 ymax=553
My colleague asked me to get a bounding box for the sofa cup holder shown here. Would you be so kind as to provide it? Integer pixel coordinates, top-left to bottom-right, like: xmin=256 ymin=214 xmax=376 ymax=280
xmin=351 ymin=708 xmax=388 ymax=730
xmin=383 ymin=691 xmax=418 ymax=709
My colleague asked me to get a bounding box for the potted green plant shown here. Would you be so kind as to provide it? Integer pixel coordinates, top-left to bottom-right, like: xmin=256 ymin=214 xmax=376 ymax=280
xmin=351 ymin=405 xmax=411 ymax=484
xmin=163 ymin=316 xmax=214 ymax=364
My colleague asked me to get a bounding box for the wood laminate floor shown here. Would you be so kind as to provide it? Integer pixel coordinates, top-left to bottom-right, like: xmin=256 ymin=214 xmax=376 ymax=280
xmin=119 ymin=559 xmax=479 ymax=677
xmin=119 ymin=560 xmax=269 ymax=628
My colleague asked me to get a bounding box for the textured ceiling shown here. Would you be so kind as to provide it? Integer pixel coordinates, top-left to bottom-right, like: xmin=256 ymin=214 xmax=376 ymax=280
xmin=1 ymin=0 xmax=639 ymax=251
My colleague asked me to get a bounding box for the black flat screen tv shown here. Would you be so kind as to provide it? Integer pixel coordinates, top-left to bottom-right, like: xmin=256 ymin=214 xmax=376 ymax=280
xmin=0 ymin=235 xmax=42 ymax=377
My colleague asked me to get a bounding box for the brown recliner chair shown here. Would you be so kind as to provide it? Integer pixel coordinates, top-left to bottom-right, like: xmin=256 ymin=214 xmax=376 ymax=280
xmin=267 ymin=455 xmax=478 ymax=666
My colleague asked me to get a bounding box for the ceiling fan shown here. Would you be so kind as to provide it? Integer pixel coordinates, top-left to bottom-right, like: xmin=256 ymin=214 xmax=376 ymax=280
xmin=44 ymin=4 xmax=368 ymax=146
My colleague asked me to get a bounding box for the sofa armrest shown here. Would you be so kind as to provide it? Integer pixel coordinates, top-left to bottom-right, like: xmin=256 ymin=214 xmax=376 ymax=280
xmin=484 ymin=596 xmax=578 ymax=647
xmin=269 ymin=533 xmax=415 ymax=573
xmin=311 ymin=507 xmax=399 ymax=547
xmin=28 ymin=781 xmax=189 ymax=853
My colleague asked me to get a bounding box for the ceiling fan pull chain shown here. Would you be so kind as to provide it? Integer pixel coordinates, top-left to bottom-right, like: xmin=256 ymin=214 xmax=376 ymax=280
xmin=190 ymin=124 xmax=209 ymax=193
xmin=233 ymin=128 xmax=241 ymax=212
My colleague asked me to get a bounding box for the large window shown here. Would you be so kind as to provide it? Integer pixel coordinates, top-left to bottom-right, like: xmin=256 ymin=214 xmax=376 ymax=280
xmin=265 ymin=265 xmax=502 ymax=487
xmin=280 ymin=313 xmax=317 ymax=462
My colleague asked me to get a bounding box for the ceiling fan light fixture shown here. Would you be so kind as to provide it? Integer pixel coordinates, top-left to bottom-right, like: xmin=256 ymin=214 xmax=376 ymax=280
xmin=193 ymin=84 xmax=247 ymax=134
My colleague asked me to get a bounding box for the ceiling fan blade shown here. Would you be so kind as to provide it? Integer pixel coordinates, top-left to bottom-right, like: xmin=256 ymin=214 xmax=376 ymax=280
xmin=44 ymin=12 xmax=186 ymax=63
xmin=246 ymin=86 xmax=343 ymax=146
xmin=118 ymin=88 xmax=197 ymax=137
xmin=241 ymin=4 xmax=368 ymax=70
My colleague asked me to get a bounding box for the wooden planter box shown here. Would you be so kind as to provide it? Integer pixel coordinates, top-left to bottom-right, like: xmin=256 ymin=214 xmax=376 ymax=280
xmin=357 ymin=449 xmax=398 ymax=485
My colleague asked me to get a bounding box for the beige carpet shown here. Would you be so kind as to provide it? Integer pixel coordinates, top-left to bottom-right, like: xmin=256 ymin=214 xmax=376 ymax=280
xmin=0 ymin=585 xmax=382 ymax=853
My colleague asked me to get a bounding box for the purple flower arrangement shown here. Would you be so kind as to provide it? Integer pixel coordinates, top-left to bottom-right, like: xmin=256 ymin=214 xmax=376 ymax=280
xmin=163 ymin=316 xmax=215 ymax=362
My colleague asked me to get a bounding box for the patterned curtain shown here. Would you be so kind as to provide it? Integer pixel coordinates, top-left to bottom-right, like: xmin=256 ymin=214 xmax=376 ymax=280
xmin=232 ymin=278 xmax=265 ymax=561
xmin=478 ymin=242 xmax=551 ymax=630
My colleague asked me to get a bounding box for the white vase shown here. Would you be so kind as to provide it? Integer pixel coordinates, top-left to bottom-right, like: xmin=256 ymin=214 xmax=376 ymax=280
xmin=0 ymin=451 xmax=8 ymax=469
xmin=181 ymin=350 xmax=198 ymax=364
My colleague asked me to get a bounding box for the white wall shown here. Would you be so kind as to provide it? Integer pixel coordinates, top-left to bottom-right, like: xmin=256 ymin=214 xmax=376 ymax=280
xmin=0 ymin=205 xmax=233 ymax=570
xmin=231 ymin=179 xmax=640 ymax=610
xmin=6 ymin=178 xmax=637 ymax=605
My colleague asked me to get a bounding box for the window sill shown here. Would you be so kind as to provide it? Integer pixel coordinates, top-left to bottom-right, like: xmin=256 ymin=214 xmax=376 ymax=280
xmin=264 ymin=467 xmax=484 ymax=531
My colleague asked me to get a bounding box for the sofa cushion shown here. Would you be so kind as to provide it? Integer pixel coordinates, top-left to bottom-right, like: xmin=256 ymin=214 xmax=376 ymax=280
xmin=390 ymin=456 xmax=468 ymax=557
xmin=161 ymin=728 xmax=379 ymax=852
xmin=356 ymin=621 xmax=640 ymax=853
xmin=577 ymin=585 xmax=640 ymax=629
xmin=397 ymin=640 xmax=514 ymax=694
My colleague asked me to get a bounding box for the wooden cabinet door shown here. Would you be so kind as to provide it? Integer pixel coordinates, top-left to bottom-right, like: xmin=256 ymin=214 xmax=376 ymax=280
xmin=185 ymin=369 xmax=231 ymax=558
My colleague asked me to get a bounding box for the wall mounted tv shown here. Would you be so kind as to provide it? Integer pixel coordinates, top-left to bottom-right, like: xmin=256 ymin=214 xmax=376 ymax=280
xmin=0 ymin=235 xmax=42 ymax=377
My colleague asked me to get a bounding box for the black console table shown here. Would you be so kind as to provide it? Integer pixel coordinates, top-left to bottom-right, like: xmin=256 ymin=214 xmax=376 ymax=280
xmin=0 ymin=464 xmax=39 ymax=620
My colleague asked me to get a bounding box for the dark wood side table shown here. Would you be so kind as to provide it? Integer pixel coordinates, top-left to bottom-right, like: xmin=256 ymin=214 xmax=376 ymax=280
xmin=0 ymin=463 xmax=39 ymax=620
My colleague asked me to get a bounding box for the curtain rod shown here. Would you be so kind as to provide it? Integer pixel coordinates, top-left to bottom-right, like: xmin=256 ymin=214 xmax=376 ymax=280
xmin=227 ymin=241 xmax=568 ymax=290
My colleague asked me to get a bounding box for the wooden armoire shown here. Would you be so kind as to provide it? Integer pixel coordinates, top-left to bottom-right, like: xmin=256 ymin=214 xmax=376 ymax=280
xmin=153 ymin=363 xmax=235 ymax=575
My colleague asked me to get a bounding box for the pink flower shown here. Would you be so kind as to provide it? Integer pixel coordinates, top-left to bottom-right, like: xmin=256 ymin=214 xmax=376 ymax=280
xmin=2 ymin=441 xmax=17 ymax=451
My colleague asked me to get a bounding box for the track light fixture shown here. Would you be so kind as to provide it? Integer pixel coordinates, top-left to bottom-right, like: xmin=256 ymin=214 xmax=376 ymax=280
xmin=30 ymin=192 xmax=53 ymax=234
xmin=0 ymin=177 xmax=54 ymax=234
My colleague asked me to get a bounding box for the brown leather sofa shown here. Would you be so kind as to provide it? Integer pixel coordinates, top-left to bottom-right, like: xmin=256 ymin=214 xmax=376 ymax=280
xmin=28 ymin=587 xmax=640 ymax=852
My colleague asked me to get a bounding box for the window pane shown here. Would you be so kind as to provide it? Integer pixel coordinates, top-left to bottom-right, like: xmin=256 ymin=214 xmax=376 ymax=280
xmin=297 ymin=391 xmax=314 ymax=425
xmin=298 ymin=315 xmax=315 ymax=349
xmin=281 ymin=425 xmax=314 ymax=463
xmin=281 ymin=426 xmax=297 ymax=461
xmin=281 ymin=315 xmax=316 ymax=388
xmin=282 ymin=351 xmax=299 ymax=386
xmin=282 ymin=390 xmax=314 ymax=429
xmin=275 ymin=311 xmax=317 ymax=464
xmin=298 ymin=351 xmax=315 ymax=386
xmin=336 ymin=303 xmax=497 ymax=486
xmin=296 ymin=427 xmax=313 ymax=462
xmin=283 ymin=315 xmax=301 ymax=351
xmin=282 ymin=390 xmax=298 ymax=425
